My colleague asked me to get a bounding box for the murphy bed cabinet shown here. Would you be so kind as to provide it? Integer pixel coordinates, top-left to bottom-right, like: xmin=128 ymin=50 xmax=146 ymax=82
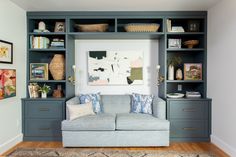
xmin=22 ymin=12 xmax=211 ymax=141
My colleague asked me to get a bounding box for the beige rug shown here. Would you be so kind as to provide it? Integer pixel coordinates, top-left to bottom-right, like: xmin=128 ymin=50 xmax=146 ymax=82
xmin=7 ymin=148 xmax=216 ymax=157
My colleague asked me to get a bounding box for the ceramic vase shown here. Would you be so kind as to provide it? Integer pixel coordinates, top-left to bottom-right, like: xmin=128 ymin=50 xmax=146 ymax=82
xmin=168 ymin=64 xmax=174 ymax=80
xmin=49 ymin=54 xmax=65 ymax=80
xmin=176 ymin=68 xmax=183 ymax=80
xmin=41 ymin=92 xmax=47 ymax=98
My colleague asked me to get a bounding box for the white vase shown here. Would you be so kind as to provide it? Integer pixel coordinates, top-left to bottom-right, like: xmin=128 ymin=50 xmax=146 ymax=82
xmin=168 ymin=65 xmax=174 ymax=80
xmin=176 ymin=68 xmax=183 ymax=80
xmin=41 ymin=92 xmax=47 ymax=98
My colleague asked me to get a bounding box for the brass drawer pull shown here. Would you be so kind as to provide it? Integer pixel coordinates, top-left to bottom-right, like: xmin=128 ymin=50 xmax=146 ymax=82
xmin=182 ymin=108 xmax=196 ymax=112
xmin=39 ymin=108 xmax=49 ymax=111
xmin=182 ymin=127 xmax=198 ymax=131
xmin=39 ymin=128 xmax=51 ymax=130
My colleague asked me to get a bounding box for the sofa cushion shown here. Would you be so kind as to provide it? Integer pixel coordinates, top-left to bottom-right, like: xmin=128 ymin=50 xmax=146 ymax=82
xmin=131 ymin=93 xmax=153 ymax=114
xmin=116 ymin=113 xmax=169 ymax=131
xmin=62 ymin=113 xmax=115 ymax=131
xmin=79 ymin=93 xmax=102 ymax=113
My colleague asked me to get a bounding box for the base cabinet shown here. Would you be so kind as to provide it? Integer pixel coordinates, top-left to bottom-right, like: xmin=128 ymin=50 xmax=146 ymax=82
xmin=22 ymin=99 xmax=65 ymax=141
xmin=167 ymin=99 xmax=211 ymax=141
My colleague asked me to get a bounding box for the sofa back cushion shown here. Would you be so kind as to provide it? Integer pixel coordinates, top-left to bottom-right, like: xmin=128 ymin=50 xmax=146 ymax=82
xmin=101 ymin=95 xmax=131 ymax=114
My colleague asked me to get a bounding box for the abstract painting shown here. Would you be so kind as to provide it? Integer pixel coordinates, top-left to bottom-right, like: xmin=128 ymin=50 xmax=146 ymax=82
xmin=88 ymin=51 xmax=143 ymax=85
xmin=0 ymin=69 xmax=16 ymax=100
xmin=0 ymin=40 xmax=13 ymax=64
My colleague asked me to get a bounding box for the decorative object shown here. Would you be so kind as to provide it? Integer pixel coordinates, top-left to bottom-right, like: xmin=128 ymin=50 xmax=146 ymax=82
xmin=68 ymin=65 xmax=76 ymax=85
xmin=0 ymin=69 xmax=16 ymax=100
xmin=38 ymin=21 xmax=46 ymax=31
xmin=186 ymin=91 xmax=201 ymax=98
xmin=167 ymin=56 xmax=182 ymax=80
xmin=124 ymin=23 xmax=160 ymax=32
xmin=67 ymin=102 xmax=95 ymax=121
xmin=0 ymin=40 xmax=13 ymax=64
xmin=131 ymin=93 xmax=154 ymax=114
xmin=54 ymin=22 xmax=65 ymax=32
xmin=166 ymin=19 xmax=172 ymax=32
xmin=50 ymin=38 xmax=64 ymax=48
xmin=74 ymin=23 xmax=108 ymax=32
xmin=30 ymin=63 xmax=48 ymax=80
xmin=171 ymin=26 xmax=185 ymax=32
xmin=53 ymin=85 xmax=63 ymax=98
xmin=167 ymin=93 xmax=185 ymax=98
xmin=156 ymin=65 xmax=164 ymax=86
xmin=7 ymin=148 xmax=214 ymax=157
xmin=176 ymin=68 xmax=183 ymax=80
xmin=188 ymin=20 xmax=200 ymax=32
xmin=49 ymin=54 xmax=65 ymax=80
xmin=168 ymin=65 xmax=174 ymax=80
xmin=38 ymin=84 xmax=51 ymax=98
xmin=184 ymin=40 xmax=199 ymax=48
xmin=79 ymin=93 xmax=102 ymax=113
xmin=168 ymin=39 xmax=182 ymax=49
xmin=184 ymin=63 xmax=202 ymax=80
xmin=28 ymin=83 xmax=39 ymax=98
xmin=88 ymin=51 xmax=143 ymax=85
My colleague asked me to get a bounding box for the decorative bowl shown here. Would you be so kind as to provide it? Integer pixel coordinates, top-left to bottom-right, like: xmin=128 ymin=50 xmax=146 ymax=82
xmin=167 ymin=93 xmax=185 ymax=98
xmin=74 ymin=23 xmax=108 ymax=32
xmin=124 ymin=23 xmax=160 ymax=32
xmin=183 ymin=40 xmax=199 ymax=48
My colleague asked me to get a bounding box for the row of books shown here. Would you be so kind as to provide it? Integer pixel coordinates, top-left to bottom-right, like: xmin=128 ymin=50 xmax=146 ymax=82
xmin=30 ymin=36 xmax=65 ymax=49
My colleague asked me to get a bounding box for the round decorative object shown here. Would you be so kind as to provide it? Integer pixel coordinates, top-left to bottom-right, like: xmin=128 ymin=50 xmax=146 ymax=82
xmin=38 ymin=21 xmax=46 ymax=31
xmin=168 ymin=64 xmax=174 ymax=80
xmin=49 ymin=54 xmax=65 ymax=80
xmin=176 ymin=68 xmax=183 ymax=80
xmin=183 ymin=40 xmax=199 ymax=48
xmin=167 ymin=93 xmax=185 ymax=98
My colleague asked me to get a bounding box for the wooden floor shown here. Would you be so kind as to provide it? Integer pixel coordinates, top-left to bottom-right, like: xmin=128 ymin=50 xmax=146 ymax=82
xmin=2 ymin=142 xmax=229 ymax=157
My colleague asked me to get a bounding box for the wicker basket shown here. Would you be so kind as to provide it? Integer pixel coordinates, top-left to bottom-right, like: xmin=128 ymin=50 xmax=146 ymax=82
xmin=74 ymin=23 xmax=108 ymax=32
xmin=124 ymin=23 xmax=160 ymax=32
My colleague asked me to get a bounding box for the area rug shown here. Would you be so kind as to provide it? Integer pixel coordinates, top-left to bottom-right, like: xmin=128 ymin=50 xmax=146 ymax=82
xmin=7 ymin=148 xmax=216 ymax=157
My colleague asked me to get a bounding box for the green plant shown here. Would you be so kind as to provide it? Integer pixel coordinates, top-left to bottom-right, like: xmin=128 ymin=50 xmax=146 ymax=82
xmin=167 ymin=56 xmax=182 ymax=67
xmin=38 ymin=84 xmax=51 ymax=94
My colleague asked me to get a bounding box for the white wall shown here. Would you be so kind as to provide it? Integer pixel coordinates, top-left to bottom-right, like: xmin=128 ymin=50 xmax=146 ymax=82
xmin=0 ymin=0 xmax=26 ymax=154
xmin=75 ymin=40 xmax=158 ymax=96
xmin=208 ymin=0 xmax=236 ymax=156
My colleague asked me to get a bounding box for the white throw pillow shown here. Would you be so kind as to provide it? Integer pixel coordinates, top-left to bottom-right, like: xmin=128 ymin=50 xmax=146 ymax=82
xmin=67 ymin=102 xmax=95 ymax=121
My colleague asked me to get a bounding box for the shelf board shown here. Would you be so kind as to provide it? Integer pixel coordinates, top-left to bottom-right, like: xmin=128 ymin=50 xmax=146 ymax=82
xmin=29 ymin=80 xmax=66 ymax=83
xmin=166 ymin=32 xmax=205 ymax=35
xmin=29 ymin=48 xmax=66 ymax=52
xmin=22 ymin=97 xmax=66 ymax=101
xmin=166 ymin=48 xmax=204 ymax=52
xmin=166 ymin=80 xmax=204 ymax=83
xmin=166 ymin=97 xmax=211 ymax=101
xmin=29 ymin=32 xmax=66 ymax=35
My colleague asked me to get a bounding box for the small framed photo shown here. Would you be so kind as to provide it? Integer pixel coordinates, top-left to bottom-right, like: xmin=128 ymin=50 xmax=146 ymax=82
xmin=30 ymin=63 xmax=48 ymax=80
xmin=184 ymin=63 xmax=202 ymax=80
xmin=54 ymin=22 xmax=65 ymax=32
xmin=168 ymin=39 xmax=182 ymax=49
xmin=0 ymin=40 xmax=13 ymax=64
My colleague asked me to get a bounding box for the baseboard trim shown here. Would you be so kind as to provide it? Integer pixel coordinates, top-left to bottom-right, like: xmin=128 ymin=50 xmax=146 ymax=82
xmin=0 ymin=133 xmax=23 ymax=155
xmin=211 ymin=135 xmax=236 ymax=156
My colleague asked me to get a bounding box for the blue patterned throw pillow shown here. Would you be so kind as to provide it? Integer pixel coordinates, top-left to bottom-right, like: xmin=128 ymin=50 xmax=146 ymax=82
xmin=131 ymin=93 xmax=154 ymax=114
xmin=79 ymin=93 xmax=102 ymax=113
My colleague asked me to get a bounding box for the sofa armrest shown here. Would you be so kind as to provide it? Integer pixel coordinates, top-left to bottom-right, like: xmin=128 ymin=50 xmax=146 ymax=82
xmin=152 ymin=97 xmax=166 ymax=120
xmin=66 ymin=97 xmax=80 ymax=120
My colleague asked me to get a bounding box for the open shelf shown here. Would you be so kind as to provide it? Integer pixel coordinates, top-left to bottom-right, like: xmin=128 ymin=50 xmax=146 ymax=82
xmin=166 ymin=80 xmax=204 ymax=83
xmin=29 ymin=48 xmax=66 ymax=52
xmin=29 ymin=80 xmax=66 ymax=83
xmin=167 ymin=48 xmax=204 ymax=52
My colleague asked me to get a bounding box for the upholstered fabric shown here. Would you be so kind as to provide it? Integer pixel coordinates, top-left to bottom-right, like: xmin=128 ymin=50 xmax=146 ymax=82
xmin=101 ymin=95 xmax=131 ymax=114
xmin=131 ymin=93 xmax=153 ymax=114
xmin=67 ymin=102 xmax=95 ymax=121
xmin=116 ymin=113 xmax=169 ymax=131
xmin=79 ymin=93 xmax=102 ymax=113
xmin=62 ymin=113 xmax=116 ymax=131
xmin=152 ymin=97 xmax=166 ymax=119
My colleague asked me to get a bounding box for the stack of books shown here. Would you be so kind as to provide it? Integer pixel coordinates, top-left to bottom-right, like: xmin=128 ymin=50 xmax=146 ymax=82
xmin=186 ymin=91 xmax=201 ymax=98
xmin=30 ymin=36 xmax=50 ymax=49
xmin=50 ymin=39 xmax=64 ymax=49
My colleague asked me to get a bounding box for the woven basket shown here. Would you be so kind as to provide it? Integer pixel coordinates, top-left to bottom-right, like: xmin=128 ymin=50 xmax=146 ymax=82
xmin=49 ymin=54 xmax=65 ymax=80
xmin=124 ymin=23 xmax=160 ymax=32
xmin=74 ymin=23 xmax=108 ymax=32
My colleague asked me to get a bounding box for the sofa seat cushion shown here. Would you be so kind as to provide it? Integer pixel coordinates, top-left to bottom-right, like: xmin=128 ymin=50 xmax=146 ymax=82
xmin=62 ymin=113 xmax=115 ymax=131
xmin=116 ymin=113 xmax=169 ymax=131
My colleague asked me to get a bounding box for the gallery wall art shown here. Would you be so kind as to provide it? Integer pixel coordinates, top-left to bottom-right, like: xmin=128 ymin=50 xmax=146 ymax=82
xmin=88 ymin=51 xmax=143 ymax=85
xmin=0 ymin=69 xmax=16 ymax=100
xmin=0 ymin=40 xmax=13 ymax=64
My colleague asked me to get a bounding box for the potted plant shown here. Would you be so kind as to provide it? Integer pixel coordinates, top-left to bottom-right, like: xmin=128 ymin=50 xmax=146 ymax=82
xmin=38 ymin=84 xmax=51 ymax=98
xmin=167 ymin=56 xmax=182 ymax=80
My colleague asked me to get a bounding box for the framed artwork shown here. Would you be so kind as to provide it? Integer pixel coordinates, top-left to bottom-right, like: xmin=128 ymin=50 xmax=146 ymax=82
xmin=0 ymin=40 xmax=13 ymax=64
xmin=184 ymin=63 xmax=202 ymax=80
xmin=168 ymin=39 xmax=182 ymax=49
xmin=0 ymin=69 xmax=16 ymax=100
xmin=30 ymin=63 xmax=48 ymax=80
xmin=88 ymin=51 xmax=143 ymax=85
xmin=54 ymin=22 xmax=65 ymax=32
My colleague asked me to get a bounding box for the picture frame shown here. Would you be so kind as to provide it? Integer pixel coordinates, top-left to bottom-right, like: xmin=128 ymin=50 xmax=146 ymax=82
xmin=30 ymin=63 xmax=48 ymax=80
xmin=54 ymin=22 xmax=65 ymax=32
xmin=0 ymin=69 xmax=16 ymax=100
xmin=0 ymin=40 xmax=13 ymax=64
xmin=184 ymin=63 xmax=202 ymax=80
xmin=168 ymin=39 xmax=182 ymax=49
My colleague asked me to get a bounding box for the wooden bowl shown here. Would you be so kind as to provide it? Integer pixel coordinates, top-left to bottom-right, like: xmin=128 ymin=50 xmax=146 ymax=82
xmin=124 ymin=23 xmax=160 ymax=32
xmin=184 ymin=40 xmax=199 ymax=48
xmin=74 ymin=23 xmax=108 ymax=32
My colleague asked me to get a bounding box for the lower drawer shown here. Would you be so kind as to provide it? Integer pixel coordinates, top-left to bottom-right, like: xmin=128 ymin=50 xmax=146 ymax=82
xmin=170 ymin=120 xmax=209 ymax=138
xmin=25 ymin=119 xmax=61 ymax=137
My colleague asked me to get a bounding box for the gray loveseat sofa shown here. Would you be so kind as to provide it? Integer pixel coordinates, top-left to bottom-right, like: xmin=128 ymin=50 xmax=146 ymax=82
xmin=61 ymin=95 xmax=170 ymax=147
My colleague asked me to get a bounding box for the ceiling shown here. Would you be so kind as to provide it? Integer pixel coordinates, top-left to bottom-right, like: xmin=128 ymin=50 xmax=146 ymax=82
xmin=10 ymin=0 xmax=221 ymax=11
